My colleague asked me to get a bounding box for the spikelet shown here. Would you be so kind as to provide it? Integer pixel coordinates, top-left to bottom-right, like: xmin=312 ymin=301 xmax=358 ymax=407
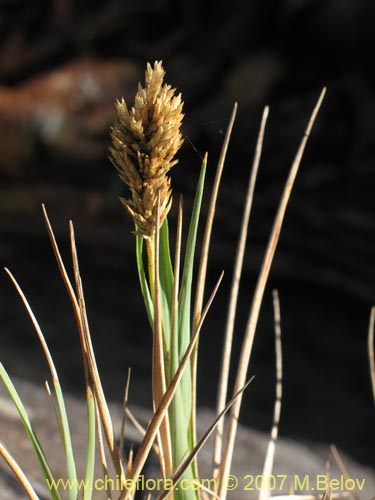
xmin=110 ymin=61 xmax=184 ymax=239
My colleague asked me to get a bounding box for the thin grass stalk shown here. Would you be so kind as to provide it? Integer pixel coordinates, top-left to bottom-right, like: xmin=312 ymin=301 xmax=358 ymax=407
xmin=0 ymin=364 xmax=60 ymax=499
xmin=125 ymin=408 xmax=160 ymax=458
xmin=212 ymin=106 xmax=269 ymax=478
xmin=169 ymin=195 xmax=183 ymax=383
xmin=191 ymin=105 xmax=237 ymax=459
xmin=218 ymin=88 xmax=326 ymax=500
xmin=95 ymin=400 xmax=113 ymax=500
xmin=152 ymin=193 xmax=173 ymax=479
xmin=83 ymin=385 xmax=96 ymax=500
xmin=68 ymin=220 xmax=125 ymax=480
xmin=193 ymin=103 xmax=237 ymax=324
xmin=156 ymin=374 xmax=253 ymax=500
xmin=119 ymin=368 xmax=132 ymax=462
xmin=259 ymin=289 xmax=283 ymax=500
xmin=4 ymin=268 xmax=77 ymax=499
xmin=330 ymin=445 xmax=360 ymax=500
xmin=368 ymin=306 xmax=375 ymax=406
xmin=41 ymin=206 xmax=124 ymax=481
xmin=122 ymin=272 xmax=224 ymax=500
xmin=0 ymin=441 xmax=40 ymax=500
xmin=45 ymin=381 xmax=64 ymax=441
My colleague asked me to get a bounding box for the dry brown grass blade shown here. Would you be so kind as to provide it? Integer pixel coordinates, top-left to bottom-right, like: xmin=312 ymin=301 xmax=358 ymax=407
xmin=213 ymin=105 xmax=269 ymax=478
xmin=119 ymin=368 xmax=132 ymax=464
xmin=368 ymin=306 xmax=375 ymax=406
xmin=41 ymin=205 xmax=123 ymax=479
xmin=330 ymin=445 xmax=360 ymax=500
xmin=152 ymin=193 xmax=173 ymax=478
xmin=125 ymin=408 xmax=160 ymax=458
xmin=190 ymin=104 xmax=237 ymax=461
xmin=193 ymin=103 xmax=237 ymax=325
xmin=217 ymin=88 xmax=326 ymax=500
xmin=4 ymin=268 xmax=59 ymax=385
xmin=156 ymin=376 xmax=254 ymax=500
xmin=121 ymin=272 xmax=224 ymax=500
xmin=95 ymin=400 xmax=113 ymax=500
xmin=169 ymin=195 xmax=183 ymax=382
xmin=68 ymin=219 xmax=125 ymax=480
xmin=259 ymin=289 xmax=283 ymax=500
xmin=127 ymin=444 xmax=134 ymax=476
xmin=0 ymin=441 xmax=39 ymax=500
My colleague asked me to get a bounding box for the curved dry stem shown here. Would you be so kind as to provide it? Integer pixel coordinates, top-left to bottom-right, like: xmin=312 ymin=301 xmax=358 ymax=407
xmin=122 ymin=272 xmax=224 ymax=500
xmin=217 ymin=88 xmax=326 ymax=500
xmin=0 ymin=441 xmax=40 ymax=500
xmin=213 ymin=105 xmax=269 ymax=478
xmin=258 ymin=289 xmax=283 ymax=500
xmin=42 ymin=205 xmax=124 ymax=481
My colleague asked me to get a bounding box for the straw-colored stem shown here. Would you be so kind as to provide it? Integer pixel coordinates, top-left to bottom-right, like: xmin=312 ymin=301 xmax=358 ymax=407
xmin=0 ymin=442 xmax=40 ymax=500
xmin=213 ymin=106 xmax=268 ymax=478
xmin=152 ymin=195 xmax=173 ymax=479
xmin=42 ymin=206 xmax=124 ymax=481
xmin=217 ymin=88 xmax=326 ymax=500
xmin=119 ymin=368 xmax=132 ymax=463
xmin=330 ymin=445 xmax=360 ymax=500
xmin=191 ymin=104 xmax=237 ymax=462
xmin=122 ymin=272 xmax=224 ymax=500
xmin=147 ymin=237 xmax=156 ymax=300
xmin=258 ymin=289 xmax=283 ymax=500
xmin=169 ymin=195 xmax=183 ymax=382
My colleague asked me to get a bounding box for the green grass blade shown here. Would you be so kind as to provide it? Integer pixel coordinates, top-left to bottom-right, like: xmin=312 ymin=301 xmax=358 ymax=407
xmin=136 ymin=233 xmax=154 ymax=326
xmin=83 ymin=387 xmax=96 ymax=500
xmin=160 ymin=219 xmax=174 ymax=305
xmin=178 ymin=154 xmax=207 ymax=360
xmin=0 ymin=364 xmax=61 ymax=500
xmin=159 ymin=218 xmax=174 ymax=360
xmin=168 ymin=155 xmax=207 ymax=500
xmin=53 ymin=381 xmax=78 ymax=500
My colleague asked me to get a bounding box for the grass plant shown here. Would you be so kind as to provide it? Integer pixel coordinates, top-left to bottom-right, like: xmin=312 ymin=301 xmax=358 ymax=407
xmin=0 ymin=60 xmax=373 ymax=500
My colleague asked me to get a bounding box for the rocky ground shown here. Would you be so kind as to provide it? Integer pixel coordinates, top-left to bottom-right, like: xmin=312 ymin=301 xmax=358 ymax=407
xmin=0 ymin=379 xmax=374 ymax=499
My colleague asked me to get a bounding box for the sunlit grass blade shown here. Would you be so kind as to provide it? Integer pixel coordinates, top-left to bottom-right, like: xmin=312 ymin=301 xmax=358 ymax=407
xmin=4 ymin=267 xmax=78 ymax=500
xmin=169 ymin=153 xmax=207 ymax=497
xmin=0 ymin=441 xmax=40 ymax=500
xmin=41 ymin=205 xmax=124 ymax=482
xmin=83 ymin=386 xmax=96 ymax=500
xmin=259 ymin=289 xmax=283 ymax=500
xmin=213 ymin=105 xmax=268 ymax=478
xmin=68 ymin=219 xmax=125 ymax=481
xmin=119 ymin=368 xmax=132 ymax=462
xmin=123 ymin=271 xmax=223 ymax=500
xmin=190 ymin=104 xmax=237 ymax=477
xmin=136 ymin=234 xmax=154 ymax=326
xmin=169 ymin=196 xmax=183 ymax=384
xmin=156 ymin=376 xmax=253 ymax=500
xmin=159 ymin=218 xmax=175 ymax=347
xmin=330 ymin=445 xmax=361 ymax=500
xmin=0 ymin=364 xmax=60 ymax=500
xmin=152 ymin=194 xmax=173 ymax=479
xmin=95 ymin=401 xmax=113 ymax=500
xmin=218 ymin=88 xmax=326 ymax=500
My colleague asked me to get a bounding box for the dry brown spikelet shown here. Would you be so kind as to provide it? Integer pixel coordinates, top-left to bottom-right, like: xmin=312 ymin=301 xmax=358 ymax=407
xmin=110 ymin=60 xmax=184 ymax=238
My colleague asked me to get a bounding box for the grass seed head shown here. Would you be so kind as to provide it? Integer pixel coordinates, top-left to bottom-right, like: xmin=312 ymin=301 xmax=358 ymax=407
xmin=110 ymin=60 xmax=184 ymax=238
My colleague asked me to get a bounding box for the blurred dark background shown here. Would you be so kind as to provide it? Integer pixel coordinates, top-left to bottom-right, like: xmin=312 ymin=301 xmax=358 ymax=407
xmin=0 ymin=0 xmax=374 ymax=467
